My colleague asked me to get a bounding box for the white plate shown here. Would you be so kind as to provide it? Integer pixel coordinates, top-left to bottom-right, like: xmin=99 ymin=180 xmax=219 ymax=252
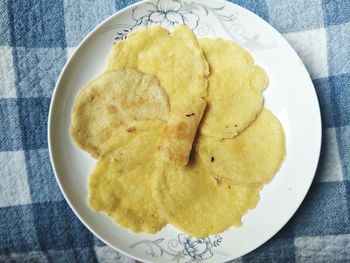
xmin=48 ymin=0 xmax=322 ymax=262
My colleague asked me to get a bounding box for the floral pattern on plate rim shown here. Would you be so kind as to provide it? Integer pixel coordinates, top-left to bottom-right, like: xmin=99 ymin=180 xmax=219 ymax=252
xmin=130 ymin=233 xmax=228 ymax=262
xmin=104 ymin=0 xmax=276 ymax=49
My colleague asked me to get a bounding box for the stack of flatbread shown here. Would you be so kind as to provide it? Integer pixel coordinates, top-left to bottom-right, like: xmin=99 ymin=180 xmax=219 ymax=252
xmin=70 ymin=25 xmax=285 ymax=238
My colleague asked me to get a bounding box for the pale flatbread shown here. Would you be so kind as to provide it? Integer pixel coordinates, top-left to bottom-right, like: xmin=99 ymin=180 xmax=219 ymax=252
xmin=199 ymin=38 xmax=268 ymax=139
xmin=108 ymin=25 xmax=209 ymax=165
xmin=70 ymin=69 xmax=169 ymax=158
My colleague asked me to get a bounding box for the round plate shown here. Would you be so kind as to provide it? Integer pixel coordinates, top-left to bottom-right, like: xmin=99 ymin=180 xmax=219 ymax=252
xmin=48 ymin=0 xmax=322 ymax=262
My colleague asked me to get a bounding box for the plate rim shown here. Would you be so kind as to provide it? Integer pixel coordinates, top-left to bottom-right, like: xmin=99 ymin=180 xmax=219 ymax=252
xmin=47 ymin=0 xmax=322 ymax=262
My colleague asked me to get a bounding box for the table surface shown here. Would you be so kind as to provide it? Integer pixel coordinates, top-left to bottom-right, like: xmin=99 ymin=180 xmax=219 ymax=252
xmin=1 ymin=0 xmax=349 ymax=262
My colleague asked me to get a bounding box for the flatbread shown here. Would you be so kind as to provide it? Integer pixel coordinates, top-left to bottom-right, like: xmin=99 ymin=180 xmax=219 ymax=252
xmin=197 ymin=109 xmax=286 ymax=185
xmin=70 ymin=69 xmax=169 ymax=158
xmin=152 ymin=109 xmax=285 ymax=237
xmin=158 ymin=97 xmax=206 ymax=166
xmin=108 ymin=25 xmax=209 ymax=100
xmin=199 ymin=38 xmax=268 ymax=139
xmin=108 ymin=25 xmax=209 ymax=165
xmin=152 ymin=159 xmax=261 ymax=238
xmin=89 ymin=120 xmax=167 ymax=234
xmin=74 ymin=25 xmax=286 ymax=238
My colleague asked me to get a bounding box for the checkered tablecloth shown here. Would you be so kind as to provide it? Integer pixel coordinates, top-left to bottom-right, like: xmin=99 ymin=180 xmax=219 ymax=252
xmin=0 ymin=0 xmax=349 ymax=262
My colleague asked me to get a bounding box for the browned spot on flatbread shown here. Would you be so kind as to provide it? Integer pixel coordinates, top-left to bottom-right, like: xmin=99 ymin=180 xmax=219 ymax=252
xmin=126 ymin=127 xmax=136 ymax=132
xmin=163 ymin=121 xmax=189 ymax=140
xmin=158 ymin=97 xmax=206 ymax=166
xmin=107 ymin=105 xmax=118 ymax=114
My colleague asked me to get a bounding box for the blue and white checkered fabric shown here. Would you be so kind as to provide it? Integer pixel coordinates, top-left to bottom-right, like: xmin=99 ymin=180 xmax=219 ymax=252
xmin=0 ymin=0 xmax=349 ymax=262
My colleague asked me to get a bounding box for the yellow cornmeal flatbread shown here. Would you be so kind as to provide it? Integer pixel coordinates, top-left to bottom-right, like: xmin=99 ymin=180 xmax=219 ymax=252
xmin=108 ymin=25 xmax=209 ymax=100
xmin=70 ymin=69 xmax=169 ymax=158
xmin=89 ymin=120 xmax=167 ymax=233
xmin=158 ymin=97 xmax=206 ymax=166
xmin=152 ymin=159 xmax=261 ymax=238
xmin=199 ymin=38 xmax=269 ymax=139
xmin=108 ymin=25 xmax=209 ymax=165
xmin=73 ymin=25 xmax=287 ymax=237
xmin=152 ymin=109 xmax=285 ymax=237
xmin=197 ymin=109 xmax=286 ymax=185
